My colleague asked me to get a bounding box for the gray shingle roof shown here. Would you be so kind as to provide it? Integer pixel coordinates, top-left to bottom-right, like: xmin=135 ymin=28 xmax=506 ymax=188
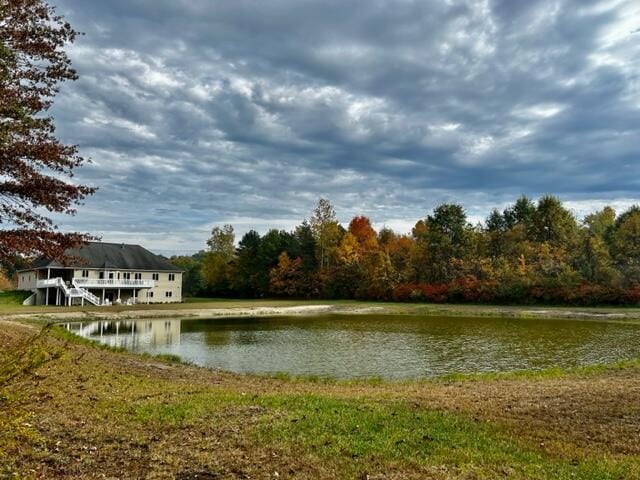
xmin=32 ymin=242 xmax=181 ymax=272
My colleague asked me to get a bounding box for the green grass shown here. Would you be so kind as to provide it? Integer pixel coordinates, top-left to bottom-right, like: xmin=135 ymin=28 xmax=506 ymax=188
xmin=124 ymin=391 xmax=637 ymax=479
xmin=0 ymin=290 xmax=30 ymax=307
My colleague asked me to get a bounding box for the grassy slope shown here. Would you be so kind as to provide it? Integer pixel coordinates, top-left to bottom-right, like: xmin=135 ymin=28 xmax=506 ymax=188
xmin=0 ymin=291 xmax=30 ymax=307
xmin=1 ymin=322 xmax=639 ymax=479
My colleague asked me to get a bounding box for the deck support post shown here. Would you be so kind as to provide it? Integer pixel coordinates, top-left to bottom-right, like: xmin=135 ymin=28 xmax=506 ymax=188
xmin=46 ymin=269 xmax=50 ymax=306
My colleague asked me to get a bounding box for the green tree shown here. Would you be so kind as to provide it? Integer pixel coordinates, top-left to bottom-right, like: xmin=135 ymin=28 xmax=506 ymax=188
xmin=584 ymin=206 xmax=616 ymax=240
xmin=503 ymin=196 xmax=536 ymax=230
xmin=578 ymin=234 xmax=619 ymax=285
xmin=290 ymin=221 xmax=318 ymax=272
xmin=232 ymin=230 xmax=262 ymax=296
xmin=532 ymin=196 xmax=579 ymax=247
xmin=486 ymin=209 xmax=506 ymax=259
xmin=413 ymin=203 xmax=471 ymax=282
xmin=254 ymin=229 xmax=295 ymax=295
xmin=611 ymin=208 xmax=640 ymax=284
xmin=170 ymin=255 xmax=205 ymax=297
xmin=202 ymin=225 xmax=235 ymax=294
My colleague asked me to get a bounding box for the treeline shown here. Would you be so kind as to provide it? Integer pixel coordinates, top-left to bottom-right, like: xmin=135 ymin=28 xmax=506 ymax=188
xmin=170 ymin=196 xmax=640 ymax=305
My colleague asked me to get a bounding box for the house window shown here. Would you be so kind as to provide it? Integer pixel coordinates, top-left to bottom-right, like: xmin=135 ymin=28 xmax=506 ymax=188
xmin=124 ymin=272 xmax=131 ymax=280
xmin=134 ymin=273 xmax=142 ymax=280
xmin=108 ymin=272 xmax=114 ymax=280
xmin=99 ymin=272 xmax=105 ymax=279
xmin=165 ymin=291 xmax=173 ymax=298
xmin=81 ymin=270 xmax=89 ymax=278
xmin=147 ymin=291 xmax=154 ymax=298
xmin=168 ymin=273 xmax=175 ymax=281
xmin=152 ymin=273 xmax=159 ymax=281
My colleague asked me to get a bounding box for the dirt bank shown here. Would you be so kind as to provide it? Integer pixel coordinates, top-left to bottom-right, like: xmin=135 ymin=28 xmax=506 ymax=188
xmin=1 ymin=320 xmax=640 ymax=479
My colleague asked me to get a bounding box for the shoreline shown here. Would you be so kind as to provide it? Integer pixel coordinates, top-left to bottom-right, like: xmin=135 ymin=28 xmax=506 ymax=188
xmin=2 ymin=299 xmax=640 ymax=324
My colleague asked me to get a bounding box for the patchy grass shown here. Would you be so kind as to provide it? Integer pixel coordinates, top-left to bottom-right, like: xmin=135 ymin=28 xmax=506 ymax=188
xmin=0 ymin=290 xmax=30 ymax=307
xmin=1 ymin=320 xmax=640 ymax=479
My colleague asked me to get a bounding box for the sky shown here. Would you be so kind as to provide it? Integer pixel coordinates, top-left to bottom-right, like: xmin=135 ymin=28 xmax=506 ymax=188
xmin=48 ymin=0 xmax=640 ymax=255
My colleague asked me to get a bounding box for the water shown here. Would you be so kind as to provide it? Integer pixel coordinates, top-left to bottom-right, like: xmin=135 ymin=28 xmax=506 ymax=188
xmin=65 ymin=315 xmax=640 ymax=379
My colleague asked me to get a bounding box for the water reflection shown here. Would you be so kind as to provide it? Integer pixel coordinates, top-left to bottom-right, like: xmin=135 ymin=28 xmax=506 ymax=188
xmin=64 ymin=319 xmax=180 ymax=349
xmin=66 ymin=315 xmax=640 ymax=379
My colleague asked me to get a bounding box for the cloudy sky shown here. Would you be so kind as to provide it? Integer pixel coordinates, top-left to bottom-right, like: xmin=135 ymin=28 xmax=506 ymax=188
xmin=49 ymin=0 xmax=639 ymax=255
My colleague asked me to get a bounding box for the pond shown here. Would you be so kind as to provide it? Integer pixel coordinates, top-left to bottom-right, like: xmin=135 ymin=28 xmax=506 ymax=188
xmin=65 ymin=314 xmax=640 ymax=379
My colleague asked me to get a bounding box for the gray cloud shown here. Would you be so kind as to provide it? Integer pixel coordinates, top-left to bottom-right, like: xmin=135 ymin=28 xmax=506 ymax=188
xmin=48 ymin=0 xmax=640 ymax=254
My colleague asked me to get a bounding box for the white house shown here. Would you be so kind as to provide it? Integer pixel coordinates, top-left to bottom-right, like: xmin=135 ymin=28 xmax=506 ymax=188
xmin=17 ymin=242 xmax=183 ymax=306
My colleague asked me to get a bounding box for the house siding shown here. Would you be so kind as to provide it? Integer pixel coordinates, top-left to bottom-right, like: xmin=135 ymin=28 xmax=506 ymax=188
xmin=17 ymin=268 xmax=183 ymax=305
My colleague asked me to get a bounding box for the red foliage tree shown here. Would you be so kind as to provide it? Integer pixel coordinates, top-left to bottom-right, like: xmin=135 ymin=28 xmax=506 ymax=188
xmin=348 ymin=216 xmax=378 ymax=252
xmin=0 ymin=0 xmax=95 ymax=264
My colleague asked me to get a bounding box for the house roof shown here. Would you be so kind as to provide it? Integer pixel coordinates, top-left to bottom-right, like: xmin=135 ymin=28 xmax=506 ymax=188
xmin=30 ymin=242 xmax=181 ymax=272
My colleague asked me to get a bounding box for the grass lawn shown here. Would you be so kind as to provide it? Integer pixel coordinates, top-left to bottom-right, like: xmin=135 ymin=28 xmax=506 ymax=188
xmin=1 ymin=319 xmax=640 ymax=479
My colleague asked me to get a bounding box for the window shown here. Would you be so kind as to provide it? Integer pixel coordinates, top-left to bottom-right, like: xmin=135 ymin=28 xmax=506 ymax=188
xmin=81 ymin=270 xmax=89 ymax=278
xmin=108 ymin=272 xmax=114 ymax=280
xmin=123 ymin=272 xmax=131 ymax=280
xmin=152 ymin=273 xmax=159 ymax=281
xmin=146 ymin=291 xmax=154 ymax=298
xmin=99 ymin=272 xmax=105 ymax=279
xmin=165 ymin=291 xmax=173 ymax=298
xmin=134 ymin=273 xmax=142 ymax=280
xmin=168 ymin=273 xmax=175 ymax=281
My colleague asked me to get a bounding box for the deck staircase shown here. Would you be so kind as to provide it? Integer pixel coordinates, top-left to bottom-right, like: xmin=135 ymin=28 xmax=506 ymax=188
xmin=41 ymin=277 xmax=102 ymax=305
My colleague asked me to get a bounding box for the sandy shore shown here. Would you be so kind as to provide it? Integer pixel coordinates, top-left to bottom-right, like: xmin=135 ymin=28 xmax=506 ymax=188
xmin=1 ymin=304 xmax=389 ymax=323
xmin=2 ymin=301 xmax=639 ymax=324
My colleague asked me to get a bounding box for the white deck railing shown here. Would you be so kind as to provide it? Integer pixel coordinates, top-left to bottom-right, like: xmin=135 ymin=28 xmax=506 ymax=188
xmin=36 ymin=277 xmax=101 ymax=305
xmin=72 ymin=278 xmax=155 ymax=288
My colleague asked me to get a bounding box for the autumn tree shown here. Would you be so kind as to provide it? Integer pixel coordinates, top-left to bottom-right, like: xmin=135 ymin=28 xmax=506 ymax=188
xmin=269 ymin=252 xmax=305 ymax=297
xmin=179 ymin=196 xmax=640 ymax=305
xmin=348 ymin=216 xmax=378 ymax=253
xmin=310 ymin=198 xmax=342 ymax=269
xmin=378 ymin=228 xmax=415 ymax=282
xmin=0 ymin=0 xmax=95 ymax=263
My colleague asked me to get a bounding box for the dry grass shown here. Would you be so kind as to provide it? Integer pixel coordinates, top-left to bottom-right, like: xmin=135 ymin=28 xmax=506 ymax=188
xmin=1 ymin=320 xmax=639 ymax=479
